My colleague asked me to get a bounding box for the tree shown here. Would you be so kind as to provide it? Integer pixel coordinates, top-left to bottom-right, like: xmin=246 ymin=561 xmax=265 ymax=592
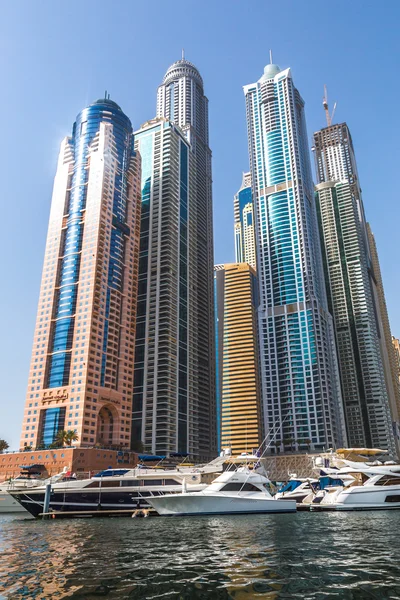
xmin=0 ymin=439 xmax=9 ymax=453
xmin=55 ymin=430 xmax=79 ymax=447
xmin=131 ymin=440 xmax=144 ymax=453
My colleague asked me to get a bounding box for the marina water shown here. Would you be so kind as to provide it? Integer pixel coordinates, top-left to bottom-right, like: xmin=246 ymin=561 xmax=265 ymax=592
xmin=1 ymin=511 xmax=400 ymax=599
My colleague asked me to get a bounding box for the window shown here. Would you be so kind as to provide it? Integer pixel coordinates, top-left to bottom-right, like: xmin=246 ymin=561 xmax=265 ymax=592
xmin=220 ymin=483 xmax=260 ymax=492
xmin=385 ymin=495 xmax=400 ymax=503
xmin=379 ymin=476 xmax=400 ymax=487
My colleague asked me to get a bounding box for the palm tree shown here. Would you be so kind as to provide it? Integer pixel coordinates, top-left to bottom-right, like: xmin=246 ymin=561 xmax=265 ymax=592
xmin=65 ymin=430 xmax=79 ymax=446
xmin=55 ymin=430 xmax=78 ymax=447
xmin=0 ymin=439 xmax=9 ymax=453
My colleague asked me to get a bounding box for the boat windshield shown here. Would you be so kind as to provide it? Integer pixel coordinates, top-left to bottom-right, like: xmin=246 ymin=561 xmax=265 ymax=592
xmin=278 ymin=480 xmax=302 ymax=493
xmin=319 ymin=476 xmax=344 ymax=490
xmin=93 ymin=469 xmax=130 ymax=478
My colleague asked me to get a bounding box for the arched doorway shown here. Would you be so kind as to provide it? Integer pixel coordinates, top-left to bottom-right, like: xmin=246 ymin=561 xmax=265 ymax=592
xmin=96 ymin=405 xmax=116 ymax=447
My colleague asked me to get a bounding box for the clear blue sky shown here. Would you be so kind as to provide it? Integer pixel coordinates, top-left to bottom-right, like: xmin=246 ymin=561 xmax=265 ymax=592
xmin=1 ymin=0 xmax=399 ymax=449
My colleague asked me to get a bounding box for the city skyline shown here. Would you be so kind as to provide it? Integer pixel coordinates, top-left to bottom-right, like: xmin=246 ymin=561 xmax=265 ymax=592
xmin=2 ymin=1 xmax=400 ymax=449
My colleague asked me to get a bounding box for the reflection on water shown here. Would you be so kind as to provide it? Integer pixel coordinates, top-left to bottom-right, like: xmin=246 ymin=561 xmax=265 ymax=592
xmin=1 ymin=511 xmax=400 ymax=599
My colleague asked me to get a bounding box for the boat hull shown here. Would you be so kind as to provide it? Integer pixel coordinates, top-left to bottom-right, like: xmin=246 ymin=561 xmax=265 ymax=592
xmin=148 ymin=494 xmax=297 ymax=516
xmin=312 ymin=485 xmax=400 ymax=511
xmin=10 ymin=485 xmax=205 ymax=518
xmin=0 ymin=491 xmax=27 ymax=514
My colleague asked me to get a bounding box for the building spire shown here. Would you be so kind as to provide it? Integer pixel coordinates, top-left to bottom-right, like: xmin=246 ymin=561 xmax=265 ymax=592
xmin=269 ymin=49 xmax=273 ymax=64
xmin=182 ymin=48 xmax=185 ymax=60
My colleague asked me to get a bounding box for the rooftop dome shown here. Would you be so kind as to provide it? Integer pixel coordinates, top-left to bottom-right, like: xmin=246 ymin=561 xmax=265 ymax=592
xmin=162 ymin=58 xmax=203 ymax=87
xmin=93 ymin=98 xmax=122 ymax=111
xmin=260 ymin=63 xmax=281 ymax=81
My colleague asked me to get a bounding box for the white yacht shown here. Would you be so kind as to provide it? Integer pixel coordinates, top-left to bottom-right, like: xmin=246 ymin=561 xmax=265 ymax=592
xmin=275 ymin=476 xmax=319 ymax=503
xmin=9 ymin=455 xmax=227 ymax=518
xmin=0 ymin=467 xmax=67 ymax=514
xmin=311 ymin=462 xmax=400 ymax=511
xmin=0 ymin=478 xmax=34 ymax=513
xmin=147 ymin=466 xmax=297 ymax=516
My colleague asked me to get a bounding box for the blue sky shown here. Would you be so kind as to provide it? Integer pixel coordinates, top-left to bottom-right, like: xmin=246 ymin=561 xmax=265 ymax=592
xmin=1 ymin=0 xmax=399 ymax=449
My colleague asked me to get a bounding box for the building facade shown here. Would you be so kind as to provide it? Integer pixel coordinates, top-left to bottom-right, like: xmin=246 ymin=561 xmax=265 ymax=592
xmin=214 ymin=263 xmax=263 ymax=455
xmin=234 ymin=172 xmax=256 ymax=269
xmin=244 ymin=62 xmax=346 ymax=453
xmin=392 ymin=337 xmax=400 ymax=389
xmin=20 ymin=98 xmax=141 ymax=450
xmin=152 ymin=57 xmax=216 ymax=459
xmin=0 ymin=448 xmax=138 ymax=481
xmin=132 ymin=117 xmax=215 ymax=460
xmin=314 ymin=123 xmax=396 ymax=454
xmin=367 ymin=223 xmax=400 ymax=445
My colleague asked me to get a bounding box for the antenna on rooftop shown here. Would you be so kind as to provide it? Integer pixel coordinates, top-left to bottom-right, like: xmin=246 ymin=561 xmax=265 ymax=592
xmin=323 ymin=85 xmax=337 ymax=127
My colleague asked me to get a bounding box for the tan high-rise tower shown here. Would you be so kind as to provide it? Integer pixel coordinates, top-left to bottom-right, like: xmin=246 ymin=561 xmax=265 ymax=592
xmin=214 ymin=263 xmax=263 ymax=454
xmin=20 ymin=98 xmax=141 ymax=450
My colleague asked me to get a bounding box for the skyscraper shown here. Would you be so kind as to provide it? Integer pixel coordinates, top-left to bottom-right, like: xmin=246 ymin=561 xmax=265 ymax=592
xmin=132 ymin=59 xmax=216 ymax=459
xmin=214 ymin=263 xmax=263 ymax=455
xmin=20 ymin=98 xmax=141 ymax=450
xmin=366 ymin=223 xmax=400 ymax=446
xmin=132 ymin=117 xmax=200 ymax=457
xmin=392 ymin=337 xmax=400 ymax=390
xmin=244 ymin=61 xmax=346 ymax=453
xmin=314 ymin=123 xmax=396 ymax=454
xmin=234 ymin=172 xmax=256 ymax=269
xmin=152 ymin=56 xmax=216 ymax=459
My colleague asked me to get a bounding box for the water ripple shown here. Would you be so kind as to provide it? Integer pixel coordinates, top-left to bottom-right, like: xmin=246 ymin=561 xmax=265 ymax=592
xmin=1 ymin=512 xmax=400 ymax=599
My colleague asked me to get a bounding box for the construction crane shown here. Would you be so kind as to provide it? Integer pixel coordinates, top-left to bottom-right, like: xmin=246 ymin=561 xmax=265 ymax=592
xmin=323 ymin=85 xmax=337 ymax=127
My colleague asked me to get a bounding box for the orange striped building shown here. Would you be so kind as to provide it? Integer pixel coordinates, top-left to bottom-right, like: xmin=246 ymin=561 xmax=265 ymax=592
xmin=20 ymin=98 xmax=141 ymax=451
xmin=214 ymin=263 xmax=263 ymax=455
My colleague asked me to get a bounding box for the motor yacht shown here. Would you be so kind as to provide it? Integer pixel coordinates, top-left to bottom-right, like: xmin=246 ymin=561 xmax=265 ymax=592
xmin=275 ymin=475 xmax=319 ymax=503
xmin=311 ymin=462 xmax=400 ymax=511
xmin=0 ymin=477 xmax=40 ymax=513
xmin=9 ymin=455 xmax=227 ymax=518
xmin=147 ymin=466 xmax=297 ymax=516
xmin=306 ymin=470 xmax=356 ymax=508
xmin=0 ymin=466 xmax=67 ymax=514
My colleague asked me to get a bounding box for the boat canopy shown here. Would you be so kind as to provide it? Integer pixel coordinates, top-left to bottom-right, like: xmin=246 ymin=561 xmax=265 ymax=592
xmin=319 ymin=476 xmax=344 ymax=490
xmin=138 ymin=455 xmax=166 ymax=461
xmin=336 ymin=448 xmax=385 ymax=456
xmin=277 ymin=480 xmax=302 ymax=493
xmin=93 ymin=469 xmax=130 ymax=478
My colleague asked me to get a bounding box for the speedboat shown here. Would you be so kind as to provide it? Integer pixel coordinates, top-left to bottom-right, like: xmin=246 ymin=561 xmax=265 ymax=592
xmin=311 ymin=462 xmax=400 ymax=511
xmin=146 ymin=466 xmax=297 ymax=516
xmin=9 ymin=455 xmax=227 ymax=518
xmin=275 ymin=475 xmax=319 ymax=503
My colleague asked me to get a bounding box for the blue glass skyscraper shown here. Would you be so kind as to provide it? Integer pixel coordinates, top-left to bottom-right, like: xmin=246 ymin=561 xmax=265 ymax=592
xmin=234 ymin=172 xmax=256 ymax=269
xmin=244 ymin=62 xmax=346 ymax=452
xmin=21 ymin=98 xmax=141 ymax=449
